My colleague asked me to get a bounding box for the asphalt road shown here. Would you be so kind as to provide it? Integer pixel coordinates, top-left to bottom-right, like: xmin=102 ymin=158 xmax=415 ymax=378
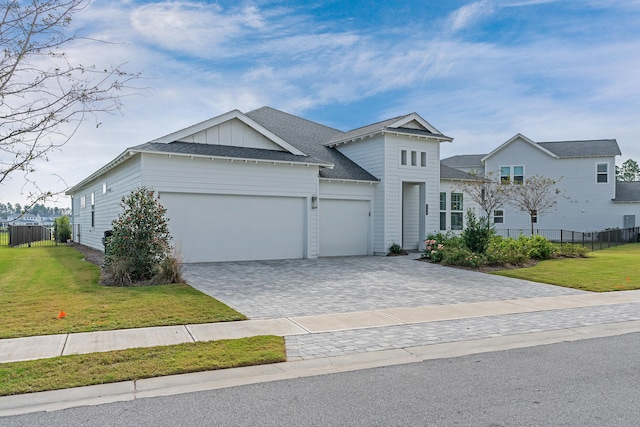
xmin=4 ymin=332 xmax=640 ymax=426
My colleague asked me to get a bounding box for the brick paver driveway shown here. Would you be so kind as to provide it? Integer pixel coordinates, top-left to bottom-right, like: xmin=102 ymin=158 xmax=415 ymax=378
xmin=182 ymin=255 xmax=585 ymax=319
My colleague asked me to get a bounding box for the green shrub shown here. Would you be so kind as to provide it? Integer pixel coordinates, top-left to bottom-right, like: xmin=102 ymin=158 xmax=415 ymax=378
xmin=521 ymin=235 xmax=555 ymax=260
xmin=441 ymin=246 xmax=486 ymax=268
xmin=555 ymin=243 xmax=588 ymax=258
xmin=53 ymin=216 xmax=72 ymax=242
xmin=423 ymin=237 xmax=446 ymax=262
xmin=486 ymin=235 xmax=528 ymax=266
xmin=388 ymin=242 xmax=403 ymax=254
xmin=461 ymin=209 xmax=493 ymax=254
xmin=104 ymin=187 xmax=179 ymax=286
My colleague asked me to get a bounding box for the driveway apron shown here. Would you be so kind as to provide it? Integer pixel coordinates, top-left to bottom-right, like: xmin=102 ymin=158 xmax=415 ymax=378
xmin=182 ymin=255 xmax=585 ymax=320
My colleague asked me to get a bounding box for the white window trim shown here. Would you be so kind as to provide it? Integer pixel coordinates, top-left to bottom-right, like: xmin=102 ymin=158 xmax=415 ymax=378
xmin=596 ymin=162 xmax=609 ymax=184
xmin=399 ymin=147 xmax=428 ymax=169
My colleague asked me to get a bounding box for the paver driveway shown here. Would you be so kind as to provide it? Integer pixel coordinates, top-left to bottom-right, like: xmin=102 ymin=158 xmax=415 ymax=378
xmin=182 ymin=255 xmax=585 ymax=319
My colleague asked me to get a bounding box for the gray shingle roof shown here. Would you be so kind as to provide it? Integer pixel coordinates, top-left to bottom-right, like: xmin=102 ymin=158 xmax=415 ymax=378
xmin=440 ymin=154 xmax=485 ymax=170
xmin=131 ymin=141 xmax=331 ymax=165
xmin=246 ymin=107 xmax=379 ymax=181
xmin=326 ymin=116 xmax=448 ymax=145
xmin=440 ymin=164 xmax=485 ymax=181
xmin=614 ymin=182 xmax=640 ymax=202
xmin=537 ymin=140 xmax=621 ymax=158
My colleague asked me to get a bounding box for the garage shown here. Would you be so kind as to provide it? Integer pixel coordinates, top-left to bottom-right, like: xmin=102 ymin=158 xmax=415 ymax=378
xmin=160 ymin=193 xmax=306 ymax=263
xmin=319 ymin=199 xmax=370 ymax=256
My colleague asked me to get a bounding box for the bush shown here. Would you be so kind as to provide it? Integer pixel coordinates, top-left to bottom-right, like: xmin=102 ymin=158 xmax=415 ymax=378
xmin=555 ymin=243 xmax=588 ymax=258
xmin=521 ymin=235 xmax=555 ymax=260
xmin=388 ymin=242 xmax=403 ymax=254
xmin=104 ymin=187 xmax=180 ymax=286
xmin=486 ymin=235 xmax=528 ymax=266
xmin=441 ymin=246 xmax=486 ymax=268
xmin=461 ymin=209 xmax=493 ymax=254
xmin=53 ymin=216 xmax=72 ymax=242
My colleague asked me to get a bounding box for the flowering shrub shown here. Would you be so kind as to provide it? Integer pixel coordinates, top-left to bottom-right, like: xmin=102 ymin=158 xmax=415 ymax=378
xmin=423 ymin=238 xmax=446 ymax=262
xmin=441 ymin=246 xmax=487 ymax=268
xmin=521 ymin=235 xmax=555 ymax=260
xmin=486 ymin=235 xmax=528 ymax=266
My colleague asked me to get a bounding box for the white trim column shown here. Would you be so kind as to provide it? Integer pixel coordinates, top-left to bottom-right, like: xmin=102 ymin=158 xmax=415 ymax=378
xmin=419 ymin=182 xmax=426 ymax=251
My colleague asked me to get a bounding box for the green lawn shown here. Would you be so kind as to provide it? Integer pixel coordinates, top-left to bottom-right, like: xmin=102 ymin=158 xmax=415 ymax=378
xmin=492 ymin=243 xmax=640 ymax=292
xmin=0 ymin=245 xmax=246 ymax=339
xmin=0 ymin=244 xmax=287 ymax=396
xmin=0 ymin=336 xmax=285 ymax=396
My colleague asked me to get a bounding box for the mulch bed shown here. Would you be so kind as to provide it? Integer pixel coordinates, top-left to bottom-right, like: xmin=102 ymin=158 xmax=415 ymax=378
xmin=69 ymin=243 xmax=104 ymax=266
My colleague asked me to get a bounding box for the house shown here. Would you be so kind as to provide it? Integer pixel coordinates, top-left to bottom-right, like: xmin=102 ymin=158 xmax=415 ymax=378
xmin=66 ymin=107 xmax=453 ymax=262
xmin=441 ymin=133 xmax=640 ymax=231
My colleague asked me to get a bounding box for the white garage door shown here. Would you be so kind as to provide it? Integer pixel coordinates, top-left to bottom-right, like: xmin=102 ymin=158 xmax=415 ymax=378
xmin=319 ymin=199 xmax=370 ymax=256
xmin=160 ymin=193 xmax=305 ymax=263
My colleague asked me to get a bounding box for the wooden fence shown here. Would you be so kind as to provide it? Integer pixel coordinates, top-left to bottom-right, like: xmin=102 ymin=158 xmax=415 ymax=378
xmin=5 ymin=225 xmax=58 ymax=248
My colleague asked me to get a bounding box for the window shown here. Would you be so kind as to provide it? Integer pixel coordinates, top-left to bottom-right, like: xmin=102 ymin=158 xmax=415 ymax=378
xmin=596 ymin=163 xmax=608 ymax=183
xmin=439 ymin=192 xmax=446 ymax=210
xmin=439 ymin=212 xmax=447 ymax=230
xmin=91 ymin=192 xmax=95 ymax=207
xmin=451 ymin=212 xmax=463 ymax=230
xmin=500 ymin=166 xmax=524 ymax=183
xmin=411 ymin=151 xmax=417 ymax=166
xmin=401 ymin=150 xmax=407 ymax=165
xmin=500 ymin=166 xmax=511 ymax=183
xmin=493 ymin=209 xmax=504 ymax=224
xmin=531 ymin=210 xmax=538 ymax=223
xmin=450 ymin=193 xmax=463 ymax=211
xmin=421 ymin=152 xmax=427 ymax=167
xmin=513 ymin=166 xmax=524 ymax=184
xmin=400 ymin=149 xmax=427 ymax=168
xmin=102 ymin=182 xmax=107 ymax=194
xmin=80 ymin=196 xmax=86 ymax=209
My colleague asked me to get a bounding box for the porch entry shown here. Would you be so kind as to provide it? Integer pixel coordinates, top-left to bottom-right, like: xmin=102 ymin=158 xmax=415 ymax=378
xmin=401 ymin=181 xmax=427 ymax=250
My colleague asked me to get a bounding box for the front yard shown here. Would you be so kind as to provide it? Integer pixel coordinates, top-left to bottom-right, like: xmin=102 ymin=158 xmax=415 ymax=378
xmin=0 ymin=245 xmax=285 ymax=396
xmin=492 ymin=243 xmax=640 ymax=292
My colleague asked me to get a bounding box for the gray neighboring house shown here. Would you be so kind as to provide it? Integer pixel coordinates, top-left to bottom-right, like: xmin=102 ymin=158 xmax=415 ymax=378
xmin=441 ymin=133 xmax=640 ymax=231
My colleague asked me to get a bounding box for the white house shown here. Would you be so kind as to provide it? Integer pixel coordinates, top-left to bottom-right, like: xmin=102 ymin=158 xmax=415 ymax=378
xmin=66 ymin=107 xmax=453 ymax=262
xmin=441 ymin=133 xmax=640 ymax=232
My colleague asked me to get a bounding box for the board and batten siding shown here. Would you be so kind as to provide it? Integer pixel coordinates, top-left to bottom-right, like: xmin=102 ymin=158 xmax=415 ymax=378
xmin=70 ymin=155 xmax=142 ymax=251
xmin=484 ymin=137 xmax=620 ymax=231
xmin=177 ymin=118 xmax=284 ymax=151
xmin=140 ymin=153 xmax=320 ymax=258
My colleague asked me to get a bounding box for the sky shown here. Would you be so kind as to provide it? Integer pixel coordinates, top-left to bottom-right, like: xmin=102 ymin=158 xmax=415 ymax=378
xmin=2 ymin=0 xmax=640 ymax=208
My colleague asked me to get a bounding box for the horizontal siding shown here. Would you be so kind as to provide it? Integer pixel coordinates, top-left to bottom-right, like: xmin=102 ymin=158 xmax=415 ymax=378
xmin=69 ymin=156 xmax=142 ymax=250
xmin=485 ymin=138 xmax=621 ymax=231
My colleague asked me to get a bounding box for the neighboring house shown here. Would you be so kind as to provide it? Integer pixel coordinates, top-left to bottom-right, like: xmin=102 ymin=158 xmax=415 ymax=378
xmin=66 ymin=107 xmax=453 ymax=262
xmin=441 ymin=133 xmax=640 ymax=232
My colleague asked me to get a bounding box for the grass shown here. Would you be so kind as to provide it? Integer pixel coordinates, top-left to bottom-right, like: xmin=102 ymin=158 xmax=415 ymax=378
xmin=0 ymin=245 xmax=246 ymax=339
xmin=0 ymin=336 xmax=285 ymax=396
xmin=492 ymin=243 xmax=640 ymax=292
xmin=0 ymin=231 xmax=7 ymax=245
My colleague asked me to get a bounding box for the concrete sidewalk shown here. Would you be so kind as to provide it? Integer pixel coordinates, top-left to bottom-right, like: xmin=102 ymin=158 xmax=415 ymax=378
xmin=2 ymin=290 xmax=640 ymax=364
xmin=2 ymin=289 xmax=640 ymax=416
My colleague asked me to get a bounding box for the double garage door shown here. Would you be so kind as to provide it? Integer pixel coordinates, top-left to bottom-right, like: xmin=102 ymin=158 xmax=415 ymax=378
xmin=160 ymin=193 xmax=305 ymax=263
xmin=160 ymin=193 xmax=370 ymax=262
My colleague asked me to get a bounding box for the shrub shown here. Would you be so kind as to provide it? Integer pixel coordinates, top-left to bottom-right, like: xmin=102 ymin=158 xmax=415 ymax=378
xmin=104 ymin=187 xmax=178 ymax=286
xmin=486 ymin=235 xmax=528 ymax=266
xmin=53 ymin=216 xmax=72 ymax=242
xmin=555 ymin=243 xmax=588 ymax=258
xmin=441 ymin=246 xmax=487 ymax=268
xmin=423 ymin=238 xmax=446 ymax=262
xmin=521 ymin=235 xmax=555 ymax=260
xmin=461 ymin=209 xmax=493 ymax=254
xmin=388 ymin=242 xmax=403 ymax=254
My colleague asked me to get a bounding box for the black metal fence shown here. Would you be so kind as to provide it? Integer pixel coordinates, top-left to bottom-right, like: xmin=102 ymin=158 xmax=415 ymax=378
xmin=494 ymin=227 xmax=640 ymax=251
xmin=1 ymin=225 xmax=66 ymax=248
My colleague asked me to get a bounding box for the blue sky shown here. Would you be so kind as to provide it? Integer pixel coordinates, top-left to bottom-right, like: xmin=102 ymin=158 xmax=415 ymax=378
xmin=3 ymin=0 xmax=640 ymax=207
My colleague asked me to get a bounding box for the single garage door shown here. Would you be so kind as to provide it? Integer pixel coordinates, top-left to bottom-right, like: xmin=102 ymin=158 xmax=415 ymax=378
xmin=160 ymin=193 xmax=305 ymax=263
xmin=319 ymin=199 xmax=370 ymax=256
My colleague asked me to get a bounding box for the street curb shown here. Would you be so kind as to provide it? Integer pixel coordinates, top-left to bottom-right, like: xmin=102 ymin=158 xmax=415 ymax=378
xmin=2 ymin=320 xmax=640 ymax=417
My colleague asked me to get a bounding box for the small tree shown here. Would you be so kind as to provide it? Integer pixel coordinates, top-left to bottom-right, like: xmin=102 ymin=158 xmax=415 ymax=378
xmin=53 ymin=216 xmax=71 ymax=242
xmin=508 ymin=175 xmax=563 ymax=234
xmin=461 ymin=209 xmax=493 ymax=254
xmin=456 ymin=171 xmax=511 ymax=228
xmin=616 ymin=159 xmax=640 ymax=182
xmin=104 ymin=187 xmax=177 ymax=286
